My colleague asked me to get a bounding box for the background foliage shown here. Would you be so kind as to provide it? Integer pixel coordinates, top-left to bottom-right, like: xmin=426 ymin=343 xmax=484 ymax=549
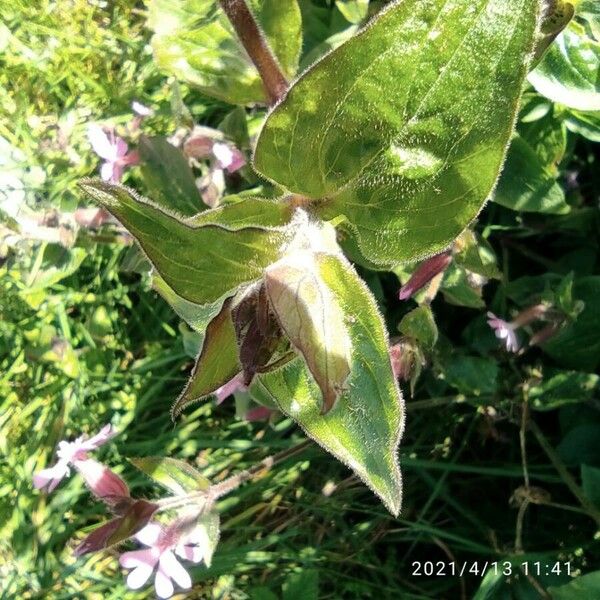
xmin=1 ymin=0 xmax=600 ymax=598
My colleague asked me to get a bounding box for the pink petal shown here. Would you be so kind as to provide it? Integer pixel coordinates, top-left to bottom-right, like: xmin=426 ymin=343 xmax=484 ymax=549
xmin=175 ymin=544 xmax=203 ymax=563
xmin=110 ymin=162 xmax=124 ymax=183
xmin=135 ymin=522 xmax=163 ymax=547
xmin=81 ymin=424 xmax=117 ymax=450
xmin=154 ymin=569 xmax=174 ymax=599
xmin=88 ymin=124 xmax=117 ymax=161
xmin=120 ymin=548 xmax=159 ymax=569
xmin=126 ymin=563 xmax=155 ymax=590
xmin=159 ymin=550 xmax=192 ymax=589
xmin=212 ymin=142 xmax=236 ymax=170
xmin=225 ymin=147 xmax=246 ymax=173
xmin=215 ymin=373 xmax=245 ymax=405
xmin=74 ymin=459 xmax=129 ymax=498
xmin=100 ymin=161 xmax=114 ymax=182
xmin=115 ymin=137 xmax=129 ymax=158
xmin=121 ymin=150 xmax=140 ymax=166
xmin=33 ymin=460 xmax=70 ymax=492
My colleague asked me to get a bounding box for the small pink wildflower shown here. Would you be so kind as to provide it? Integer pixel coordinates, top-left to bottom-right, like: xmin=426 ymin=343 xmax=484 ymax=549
xmin=87 ymin=124 xmax=139 ymax=183
xmin=33 ymin=424 xmax=127 ymax=498
xmin=211 ymin=142 xmax=246 ymax=173
xmin=487 ymin=312 xmax=520 ymax=353
xmin=120 ymin=521 xmax=209 ymax=598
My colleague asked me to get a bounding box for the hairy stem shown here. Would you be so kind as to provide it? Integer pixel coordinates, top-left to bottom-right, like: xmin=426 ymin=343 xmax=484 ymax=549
xmin=156 ymin=439 xmax=312 ymax=511
xmin=218 ymin=0 xmax=288 ymax=104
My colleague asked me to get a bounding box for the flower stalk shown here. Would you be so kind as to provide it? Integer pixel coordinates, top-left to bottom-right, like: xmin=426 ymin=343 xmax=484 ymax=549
xmin=218 ymin=0 xmax=288 ymax=104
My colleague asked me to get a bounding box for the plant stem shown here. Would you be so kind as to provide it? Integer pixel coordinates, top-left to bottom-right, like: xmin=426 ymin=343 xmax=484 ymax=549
xmin=528 ymin=418 xmax=600 ymax=527
xmin=218 ymin=0 xmax=288 ymax=104
xmin=156 ymin=439 xmax=312 ymax=511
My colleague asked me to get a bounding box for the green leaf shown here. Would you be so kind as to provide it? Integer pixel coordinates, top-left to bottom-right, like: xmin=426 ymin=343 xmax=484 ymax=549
xmin=139 ymin=135 xmax=203 ymax=217
xmin=153 ymin=275 xmax=224 ymax=332
xmin=129 ymin=456 xmax=210 ymax=494
xmin=172 ymin=299 xmax=240 ymax=418
xmin=529 ymin=369 xmax=599 ymax=411
xmin=253 ymin=252 xmax=404 ymax=515
xmin=254 ymin=0 xmax=540 ymax=265
xmin=582 ymin=464 xmax=600 ymax=510
xmin=79 ymin=180 xmax=292 ymax=305
xmin=265 ymin=251 xmax=352 ymax=414
xmin=147 ymin=0 xmax=302 ymax=105
xmin=441 ymin=354 xmax=498 ymax=396
xmin=399 ymin=305 xmax=438 ymax=350
xmin=440 ymin=263 xmax=485 ymax=309
xmin=530 ymin=3 xmax=600 ymax=111
xmin=493 ymin=135 xmax=570 ymax=214
xmin=335 ymin=0 xmax=369 ymax=24
xmin=196 ymin=512 xmax=220 ymax=567
xmin=549 ymin=571 xmax=600 ymax=600
xmin=543 ymin=277 xmax=600 ymax=371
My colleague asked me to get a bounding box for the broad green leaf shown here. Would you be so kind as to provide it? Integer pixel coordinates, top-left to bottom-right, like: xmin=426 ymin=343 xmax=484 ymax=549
xmin=195 ymin=512 xmax=220 ymax=567
xmin=493 ymin=135 xmax=570 ymax=214
xmin=147 ymin=0 xmax=302 ymax=105
xmin=254 ymin=0 xmax=540 ymax=265
xmin=282 ymin=570 xmax=319 ymax=600
xmin=548 ymin=571 xmax=600 ymax=600
xmin=565 ymin=109 xmax=600 ymax=141
xmin=139 ymin=135 xmax=203 ymax=217
xmin=530 ymin=3 xmax=600 ymax=111
xmin=253 ymin=252 xmax=404 ymax=515
xmin=172 ymin=299 xmax=240 ymax=418
xmin=543 ymin=277 xmax=600 ymax=371
xmin=454 ymin=229 xmax=500 ymax=279
xmin=129 ymin=456 xmax=210 ymax=494
xmin=399 ymin=305 xmax=438 ymax=350
xmin=440 ymin=354 xmax=498 ymax=396
xmin=79 ymin=180 xmax=292 ymax=305
xmin=265 ymin=252 xmax=351 ymax=414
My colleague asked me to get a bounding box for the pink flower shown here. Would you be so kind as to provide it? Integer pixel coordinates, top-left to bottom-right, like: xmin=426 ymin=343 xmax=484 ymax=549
xmin=211 ymin=142 xmax=246 ymax=173
xmin=487 ymin=305 xmax=548 ymax=353
xmin=33 ymin=424 xmax=125 ymax=496
xmin=87 ymin=124 xmax=139 ymax=183
xmin=120 ymin=521 xmax=209 ymax=598
xmin=487 ymin=312 xmax=519 ymax=353
xmin=214 ymin=373 xmax=246 ymax=405
xmin=399 ymin=252 xmax=452 ymax=300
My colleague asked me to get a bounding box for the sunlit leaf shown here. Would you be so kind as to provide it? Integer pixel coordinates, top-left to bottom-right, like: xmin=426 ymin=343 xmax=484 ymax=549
xmin=254 ymin=0 xmax=540 ymax=265
xmin=147 ymin=0 xmax=302 ymax=104
xmin=530 ymin=2 xmax=600 ymax=111
xmin=129 ymin=456 xmax=210 ymax=494
xmin=253 ymin=252 xmax=404 ymax=515
xmin=172 ymin=299 xmax=240 ymax=418
xmin=79 ymin=180 xmax=292 ymax=305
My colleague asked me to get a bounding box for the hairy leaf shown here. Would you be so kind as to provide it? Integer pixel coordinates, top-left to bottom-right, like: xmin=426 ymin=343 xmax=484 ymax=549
xmin=147 ymin=0 xmax=302 ymax=104
xmin=265 ymin=252 xmax=352 ymax=413
xmin=79 ymin=181 xmax=291 ymax=305
xmin=129 ymin=457 xmax=211 ymax=494
xmin=253 ymin=252 xmax=404 ymax=515
xmin=254 ymin=0 xmax=540 ymax=265
xmin=530 ymin=2 xmax=600 ymax=111
xmin=493 ymin=135 xmax=569 ymax=214
xmin=172 ymin=299 xmax=240 ymax=417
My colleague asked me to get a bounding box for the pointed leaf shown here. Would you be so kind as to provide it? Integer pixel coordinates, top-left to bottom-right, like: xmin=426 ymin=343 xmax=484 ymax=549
xmin=254 ymin=0 xmax=540 ymax=265
xmin=129 ymin=457 xmax=210 ymax=494
xmin=139 ymin=135 xmax=203 ymax=216
xmin=79 ymin=181 xmax=292 ymax=305
xmin=74 ymin=500 xmax=158 ymax=556
xmin=399 ymin=305 xmax=438 ymax=351
xmin=147 ymin=0 xmax=302 ymax=105
xmin=253 ymin=253 xmax=404 ymax=515
xmin=265 ymin=252 xmax=351 ymax=413
xmin=172 ymin=299 xmax=240 ymax=417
